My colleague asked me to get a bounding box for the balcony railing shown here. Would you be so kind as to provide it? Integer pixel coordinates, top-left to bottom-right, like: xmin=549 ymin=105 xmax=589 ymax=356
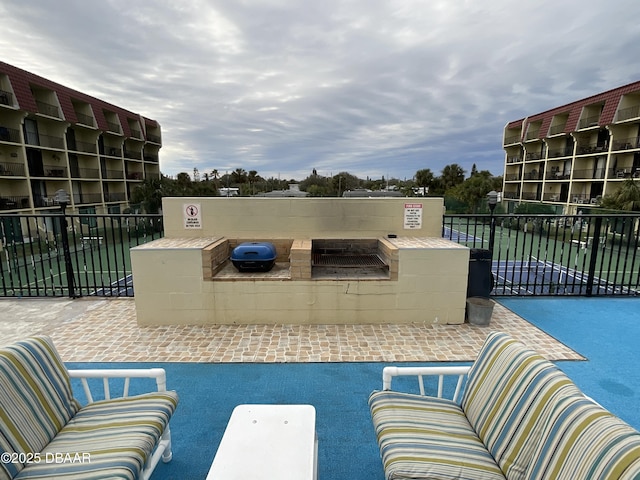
xmin=542 ymin=193 xmax=565 ymax=202
xmin=547 ymin=147 xmax=572 ymax=158
xmin=524 ymin=130 xmax=540 ymax=141
xmin=0 ymin=126 xmax=21 ymax=143
xmin=569 ymin=194 xmax=591 ymax=204
xmin=0 ymin=196 xmax=29 ymax=210
xmin=26 ymin=133 xmax=65 ymax=149
xmin=146 ymin=133 xmax=161 ymax=144
xmin=0 ymin=162 xmax=26 ymax=176
xmin=572 ymin=168 xmax=607 ymax=180
xmin=611 ymin=137 xmax=640 ymax=151
xmin=103 ymin=169 xmax=125 ymax=179
xmin=73 ymin=193 xmax=103 ymax=205
xmin=577 ymin=143 xmax=608 ymax=155
xmin=506 ymin=156 xmax=522 ymax=163
xmin=615 ymin=105 xmax=640 ymax=122
xmin=545 ymin=170 xmax=570 ymax=180
xmin=608 ymin=167 xmax=640 ymax=179
xmin=503 ymin=191 xmax=520 ymax=199
xmin=0 ymin=89 xmax=14 ymax=106
xmin=104 ymin=192 xmax=126 ymax=202
xmin=36 ymin=100 xmax=61 ymax=118
xmin=548 ymin=124 xmax=567 ymax=136
xmin=504 ymin=173 xmax=521 ymax=181
xmin=521 ymin=192 xmax=540 ymax=201
xmin=525 ymin=152 xmax=542 ymax=161
xmin=523 ymin=171 xmax=544 ymax=180
xmin=70 ymin=140 xmax=97 ymax=154
xmin=103 ymin=146 xmax=122 ymax=157
xmin=126 ymin=172 xmax=143 ymax=180
xmin=106 ymin=121 xmax=121 ymax=134
xmin=504 ymin=134 xmax=520 ymax=145
xmin=75 ymin=112 xmax=95 ymax=127
xmin=130 ymin=129 xmax=142 ymax=139
xmin=70 ymin=167 xmax=100 ymax=179
xmin=44 ymin=166 xmax=68 ymax=178
xmin=143 ymin=154 xmax=158 ymax=163
xmin=124 ymin=150 xmax=142 ymax=160
xmin=577 ymin=115 xmax=600 ymax=129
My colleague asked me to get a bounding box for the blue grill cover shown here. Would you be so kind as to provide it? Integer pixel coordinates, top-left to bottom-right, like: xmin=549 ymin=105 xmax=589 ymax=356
xmin=231 ymin=242 xmax=277 ymax=272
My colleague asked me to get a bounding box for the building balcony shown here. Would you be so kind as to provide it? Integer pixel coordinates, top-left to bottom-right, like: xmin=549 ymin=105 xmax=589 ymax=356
xmin=572 ymin=168 xmax=607 ymax=180
xmin=577 ymin=115 xmax=600 ymax=129
xmin=506 ymin=155 xmax=522 ymax=163
xmin=504 ymin=173 xmax=521 ymax=181
xmin=43 ymin=166 xmax=68 ymax=178
xmin=569 ymin=194 xmax=592 ymax=204
xmin=75 ymin=112 xmax=95 ymax=128
xmin=104 ymin=192 xmax=126 ymax=202
xmin=0 ymin=162 xmax=26 ymax=176
xmin=70 ymin=167 xmax=100 ymax=179
xmin=0 ymin=89 xmax=14 ymax=106
xmin=545 ymin=170 xmax=570 ymax=180
xmin=146 ymin=133 xmax=161 ymax=144
xmin=69 ymin=140 xmax=97 ymax=154
xmin=0 ymin=125 xmax=21 ymax=143
xmin=26 ymin=133 xmax=65 ymax=150
xmin=525 ymin=152 xmax=542 ymax=161
xmin=503 ymin=191 xmax=520 ymax=199
xmin=615 ymin=104 xmax=640 ymax=122
xmin=577 ymin=143 xmax=608 ymax=155
xmin=611 ymin=137 xmax=640 ymax=151
xmin=503 ymin=135 xmax=520 ymax=145
xmin=608 ymin=167 xmax=640 ymax=179
xmin=126 ymin=172 xmax=143 ymax=180
xmin=73 ymin=193 xmax=103 ymax=205
xmin=124 ymin=150 xmax=142 ymax=160
xmin=143 ymin=154 xmax=158 ymax=163
xmin=548 ymin=124 xmax=567 ymax=136
xmin=523 ymin=171 xmax=544 ymax=181
xmin=521 ymin=192 xmax=540 ymax=201
xmin=542 ymin=193 xmax=566 ymax=202
xmin=103 ymin=169 xmax=125 ymax=180
xmin=106 ymin=121 xmax=121 ymax=134
xmin=36 ymin=100 xmax=61 ymax=118
xmin=0 ymin=195 xmax=29 ymax=210
xmin=547 ymin=147 xmax=573 ymax=158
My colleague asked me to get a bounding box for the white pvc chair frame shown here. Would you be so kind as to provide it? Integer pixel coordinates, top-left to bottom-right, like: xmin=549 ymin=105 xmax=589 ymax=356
xmin=67 ymin=367 xmax=173 ymax=480
xmin=382 ymin=365 xmax=471 ymax=403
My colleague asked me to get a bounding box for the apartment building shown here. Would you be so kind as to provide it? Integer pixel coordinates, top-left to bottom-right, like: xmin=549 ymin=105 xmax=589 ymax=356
xmin=0 ymin=61 xmax=161 ymax=215
xmin=502 ymin=80 xmax=640 ymax=213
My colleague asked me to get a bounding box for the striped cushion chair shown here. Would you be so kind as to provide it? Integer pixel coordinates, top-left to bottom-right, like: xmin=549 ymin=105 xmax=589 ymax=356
xmin=524 ymin=396 xmax=640 ymax=479
xmin=369 ymin=390 xmax=506 ymax=479
xmin=0 ymin=336 xmax=81 ymax=480
xmin=461 ymin=332 xmax=584 ymax=480
xmin=0 ymin=336 xmax=178 ymax=480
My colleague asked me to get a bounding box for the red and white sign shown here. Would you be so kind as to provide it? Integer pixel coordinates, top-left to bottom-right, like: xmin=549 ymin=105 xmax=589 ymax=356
xmin=403 ymin=203 xmax=423 ymax=229
xmin=183 ymin=203 xmax=202 ymax=229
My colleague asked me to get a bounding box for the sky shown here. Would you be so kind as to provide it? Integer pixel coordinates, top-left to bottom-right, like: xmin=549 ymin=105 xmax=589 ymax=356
xmin=1 ymin=0 xmax=639 ymax=183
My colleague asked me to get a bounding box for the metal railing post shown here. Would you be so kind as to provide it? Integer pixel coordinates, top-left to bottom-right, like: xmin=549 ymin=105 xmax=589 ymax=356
xmin=585 ymin=216 xmax=603 ymax=297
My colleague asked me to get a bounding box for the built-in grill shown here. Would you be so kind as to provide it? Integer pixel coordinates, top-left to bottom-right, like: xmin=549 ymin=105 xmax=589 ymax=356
xmin=311 ymin=239 xmax=389 ymax=277
xmin=312 ymin=253 xmax=386 ymax=268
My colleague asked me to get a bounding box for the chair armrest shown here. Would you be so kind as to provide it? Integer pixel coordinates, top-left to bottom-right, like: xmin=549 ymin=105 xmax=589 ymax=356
xmin=68 ymin=368 xmax=168 ymax=403
xmin=382 ymin=365 xmax=471 ymax=402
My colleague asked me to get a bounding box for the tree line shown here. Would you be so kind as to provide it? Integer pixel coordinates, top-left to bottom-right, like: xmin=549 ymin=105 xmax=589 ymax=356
xmin=130 ymin=163 xmax=503 ymax=213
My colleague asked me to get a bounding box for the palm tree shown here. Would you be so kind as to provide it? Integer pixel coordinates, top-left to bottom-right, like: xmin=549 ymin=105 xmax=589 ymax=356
xmin=440 ymin=164 xmax=466 ymax=191
xmin=601 ymin=179 xmax=640 ymax=211
xmin=414 ymin=168 xmax=434 ymax=195
xmin=231 ymin=168 xmax=247 ymax=184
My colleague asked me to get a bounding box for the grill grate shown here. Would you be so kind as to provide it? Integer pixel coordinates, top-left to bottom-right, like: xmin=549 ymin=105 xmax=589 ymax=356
xmin=312 ymin=253 xmax=387 ymax=268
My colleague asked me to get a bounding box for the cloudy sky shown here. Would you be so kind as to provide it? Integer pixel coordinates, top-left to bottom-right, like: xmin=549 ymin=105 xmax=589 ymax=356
xmin=1 ymin=0 xmax=639 ymax=182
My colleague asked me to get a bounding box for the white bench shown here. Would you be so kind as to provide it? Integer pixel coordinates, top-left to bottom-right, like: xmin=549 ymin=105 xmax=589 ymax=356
xmin=206 ymin=404 xmax=317 ymax=480
xmin=81 ymin=236 xmax=103 ymax=247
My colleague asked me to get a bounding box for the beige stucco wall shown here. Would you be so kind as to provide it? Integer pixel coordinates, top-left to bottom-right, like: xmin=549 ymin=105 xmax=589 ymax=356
xmin=131 ymin=197 xmax=470 ymax=326
xmin=131 ymin=237 xmax=469 ymax=326
xmin=161 ymin=197 xmax=444 ymax=238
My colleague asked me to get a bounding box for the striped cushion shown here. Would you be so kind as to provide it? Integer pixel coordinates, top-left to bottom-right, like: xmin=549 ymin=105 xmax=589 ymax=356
xmin=525 ymin=396 xmax=640 ymax=480
xmin=461 ymin=332 xmax=582 ymax=480
xmin=15 ymin=391 xmax=179 ymax=480
xmin=0 ymin=336 xmax=80 ymax=479
xmin=369 ymin=390 xmax=506 ymax=480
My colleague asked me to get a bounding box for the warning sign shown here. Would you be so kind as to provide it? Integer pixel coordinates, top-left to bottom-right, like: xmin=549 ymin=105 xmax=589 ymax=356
xmin=403 ymin=203 xmax=423 ymax=229
xmin=183 ymin=203 xmax=202 ymax=229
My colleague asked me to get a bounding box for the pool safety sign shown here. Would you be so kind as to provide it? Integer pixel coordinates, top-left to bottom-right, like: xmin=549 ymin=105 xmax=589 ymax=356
xmin=183 ymin=203 xmax=202 ymax=229
xmin=403 ymin=203 xmax=423 ymax=229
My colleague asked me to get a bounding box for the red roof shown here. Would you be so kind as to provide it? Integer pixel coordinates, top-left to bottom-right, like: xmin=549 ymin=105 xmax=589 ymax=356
xmin=517 ymin=80 xmax=640 ymax=140
xmin=0 ymin=61 xmax=159 ymax=140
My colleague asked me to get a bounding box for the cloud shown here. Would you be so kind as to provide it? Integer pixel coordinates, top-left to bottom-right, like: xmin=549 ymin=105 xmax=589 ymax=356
xmin=1 ymin=0 xmax=639 ymax=181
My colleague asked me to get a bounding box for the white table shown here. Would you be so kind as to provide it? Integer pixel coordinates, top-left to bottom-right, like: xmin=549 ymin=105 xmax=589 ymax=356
xmin=206 ymin=404 xmax=318 ymax=480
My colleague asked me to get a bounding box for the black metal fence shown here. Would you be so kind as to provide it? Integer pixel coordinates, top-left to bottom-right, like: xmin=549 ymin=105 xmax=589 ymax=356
xmin=444 ymin=213 xmax=640 ymax=296
xmin=0 ymin=214 xmax=163 ymax=297
xmin=2 ymin=212 xmax=639 ymax=298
